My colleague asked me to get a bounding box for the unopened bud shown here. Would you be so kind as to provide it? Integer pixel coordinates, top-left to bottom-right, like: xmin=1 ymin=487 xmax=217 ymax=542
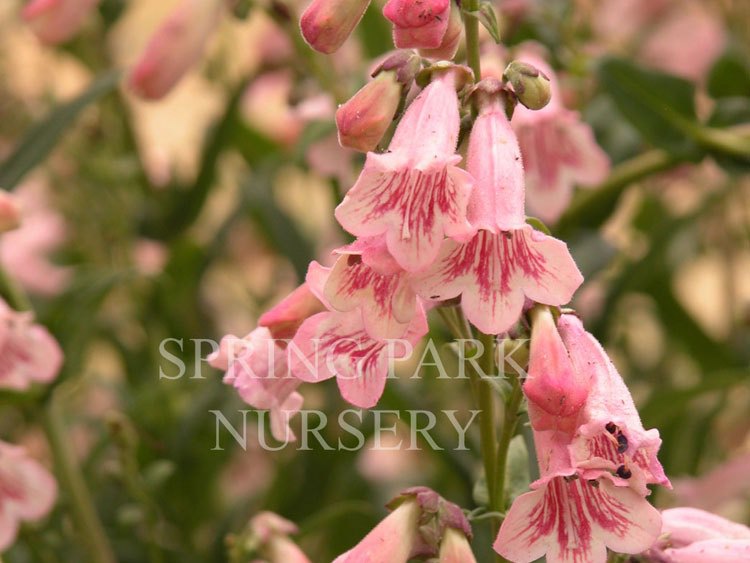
xmin=0 ymin=191 xmax=20 ymax=233
xmin=503 ymin=60 xmax=552 ymax=110
xmin=383 ymin=0 xmax=450 ymax=50
xmin=336 ymin=71 xmax=402 ymax=152
xmin=300 ymin=0 xmax=370 ymax=54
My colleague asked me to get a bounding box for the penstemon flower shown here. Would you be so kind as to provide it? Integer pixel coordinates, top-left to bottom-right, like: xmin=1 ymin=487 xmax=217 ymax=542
xmin=510 ymin=45 xmax=611 ymax=224
xmin=0 ymin=441 xmax=57 ymax=552
xmin=412 ymin=80 xmax=583 ymax=334
xmin=335 ymin=65 xmax=475 ymax=272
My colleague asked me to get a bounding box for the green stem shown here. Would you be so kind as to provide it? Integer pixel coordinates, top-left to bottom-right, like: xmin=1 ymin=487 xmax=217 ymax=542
xmin=0 ymin=265 xmax=31 ymax=311
xmin=494 ymin=370 xmax=524 ymax=513
xmin=42 ymin=395 xmax=117 ymax=563
xmin=463 ymin=0 xmax=482 ymax=81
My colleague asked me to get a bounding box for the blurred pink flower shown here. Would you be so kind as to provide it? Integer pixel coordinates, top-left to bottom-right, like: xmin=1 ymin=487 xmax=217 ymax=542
xmin=248 ymin=512 xmax=311 ymax=563
xmin=22 ymin=0 xmax=99 ymax=45
xmin=209 ymin=328 xmax=302 ymax=442
xmin=648 ymin=508 xmax=750 ymax=562
xmin=412 ymin=86 xmax=583 ymax=334
xmin=639 ymin=5 xmax=726 ymax=82
xmin=0 ymin=440 xmax=57 ymax=552
xmin=0 ymin=182 xmax=70 ymax=296
xmin=132 ymin=238 xmax=167 ymax=277
xmin=128 ymin=0 xmax=224 ymax=100
xmin=0 ymin=192 xmax=20 ymax=234
xmin=672 ymin=452 xmax=750 ymax=511
xmin=511 ymin=47 xmax=610 ymax=224
xmin=383 ymin=0 xmax=451 ymax=50
xmin=592 ymin=0 xmax=671 ymax=47
xmin=0 ymin=299 xmax=63 ymax=391
xmin=335 ymin=69 xmax=474 ymax=271
xmin=300 ymin=0 xmax=370 ymax=54
xmin=241 ymin=70 xmax=303 ymax=147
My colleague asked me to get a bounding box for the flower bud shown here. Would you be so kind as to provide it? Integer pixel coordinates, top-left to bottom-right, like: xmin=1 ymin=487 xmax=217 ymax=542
xmin=0 ymin=192 xmax=21 ymax=233
xmin=524 ymin=306 xmax=589 ymax=432
xmin=300 ymin=0 xmax=370 ymax=54
xmin=336 ymin=71 xmax=402 ymax=152
xmin=418 ymin=0 xmax=463 ymax=60
xmin=383 ymin=0 xmax=450 ymax=50
xmin=22 ymin=0 xmax=99 ymax=45
xmin=504 ymin=60 xmax=552 ymax=110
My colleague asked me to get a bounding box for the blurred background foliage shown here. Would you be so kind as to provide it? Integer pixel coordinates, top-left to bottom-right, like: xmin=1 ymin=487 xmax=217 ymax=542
xmin=0 ymin=0 xmax=749 ymax=562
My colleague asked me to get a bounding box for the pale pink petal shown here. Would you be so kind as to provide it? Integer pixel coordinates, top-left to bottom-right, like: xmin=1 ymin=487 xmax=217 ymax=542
xmin=128 ymin=0 xmax=224 ymax=100
xmin=439 ymin=527 xmax=477 ymax=562
xmin=258 ymin=282 xmax=326 ymax=340
xmin=335 ymin=72 xmax=474 ymax=271
xmin=0 ymin=503 xmax=19 ymax=552
xmin=324 ymin=250 xmax=420 ymax=339
xmin=270 ymin=391 xmax=304 ymax=443
xmin=412 ymin=226 xmax=582 ymax=335
xmin=660 ymin=508 xmax=750 ymax=548
xmin=383 ymin=0 xmax=451 ymax=50
xmin=466 ymin=96 xmax=526 ymax=232
xmin=0 ymin=192 xmax=20 ymax=234
xmin=300 ymin=0 xmax=371 ymax=54
xmin=418 ymin=1 xmax=462 ymax=60
xmin=495 ymin=477 xmax=661 ymax=563
xmin=559 ymin=314 xmax=670 ymax=495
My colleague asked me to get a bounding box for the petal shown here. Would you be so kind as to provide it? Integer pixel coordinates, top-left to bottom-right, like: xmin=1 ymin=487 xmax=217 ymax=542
xmin=495 ymin=477 xmax=661 ymax=563
xmin=663 ymin=539 xmax=750 ymax=563
xmin=383 ymin=0 xmax=451 ymax=49
xmin=557 ymin=114 xmax=611 ymax=187
xmin=270 ymin=391 xmax=304 ymax=442
xmin=413 ymin=227 xmax=582 ymax=334
xmin=0 ymin=502 xmax=19 ymax=552
xmin=258 ymin=281 xmax=326 ymax=340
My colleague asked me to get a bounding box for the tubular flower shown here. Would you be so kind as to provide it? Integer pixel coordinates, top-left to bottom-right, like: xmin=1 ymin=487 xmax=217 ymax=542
xmin=558 ymin=314 xmax=671 ymax=495
xmin=0 ymin=299 xmax=63 ymax=391
xmin=324 ymin=238 xmax=422 ymax=339
xmin=300 ymin=0 xmax=371 ymax=54
xmin=523 ymin=307 xmax=590 ymax=433
xmin=333 ymin=486 xmax=473 ymax=562
xmin=647 ymin=508 xmax=750 ymax=563
xmin=247 ymin=512 xmax=311 ymax=563
xmin=383 ymin=0 xmax=451 ymax=50
xmin=511 ymin=46 xmax=610 ymax=224
xmin=418 ymin=0 xmax=463 ymax=61
xmin=22 ymin=0 xmax=99 ymax=45
xmin=335 ymin=67 xmax=474 ymax=272
xmin=0 ymin=441 xmax=57 ymax=552
xmin=412 ymin=82 xmax=583 ymax=334
xmin=128 ymin=0 xmax=225 ymax=100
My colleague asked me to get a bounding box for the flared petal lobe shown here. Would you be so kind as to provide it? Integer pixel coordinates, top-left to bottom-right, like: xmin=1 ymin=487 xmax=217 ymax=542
xmin=413 ymin=226 xmax=582 ymax=334
xmin=495 ymin=477 xmax=661 ymax=563
xmin=335 ymin=71 xmax=474 ymax=271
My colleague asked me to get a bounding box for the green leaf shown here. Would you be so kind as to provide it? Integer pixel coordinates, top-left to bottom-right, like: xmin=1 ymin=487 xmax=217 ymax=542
xmin=707 ymin=51 xmax=750 ymax=99
xmin=478 ymin=2 xmax=502 ymax=44
xmin=707 ymin=97 xmax=750 ymax=173
xmin=0 ymin=71 xmax=121 ymax=189
xmin=598 ymin=58 xmax=701 ymax=157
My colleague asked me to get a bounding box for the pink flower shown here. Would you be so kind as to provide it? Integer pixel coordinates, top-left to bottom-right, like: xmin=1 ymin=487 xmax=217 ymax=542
xmin=0 ymin=182 xmax=70 ymax=296
xmin=439 ymin=527 xmax=477 ymax=562
xmin=672 ymin=452 xmax=750 ymax=512
xmin=0 ymin=192 xmax=20 ymax=234
xmin=418 ymin=1 xmax=463 ymax=60
xmin=128 ymin=0 xmax=224 ymax=100
xmin=412 ymin=84 xmax=583 ymax=334
xmin=511 ymin=47 xmax=610 ymax=224
xmin=289 ymin=306 xmax=427 ymax=408
xmin=324 ymin=238 xmax=422 ymax=339
xmin=335 ymin=68 xmax=474 ymax=271
xmin=300 ymin=0 xmax=371 ymax=54
xmin=558 ymin=314 xmax=670 ymax=495
xmin=523 ymin=307 xmax=590 ymax=433
xmin=0 ymin=441 xmax=57 ymax=552
xmin=248 ymin=512 xmax=311 ymax=563
xmin=649 ymin=508 xmax=750 ymax=563
xmin=334 ymin=486 xmax=473 ymax=562
xmin=208 ymin=329 xmax=302 ymax=442
xmin=383 ymin=0 xmax=451 ymax=50
xmin=0 ymin=299 xmax=63 ymax=391
xmin=494 ymin=476 xmax=662 ymax=563
xmin=22 ymin=0 xmax=99 ymax=45
xmin=336 ymin=71 xmax=403 ymax=152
